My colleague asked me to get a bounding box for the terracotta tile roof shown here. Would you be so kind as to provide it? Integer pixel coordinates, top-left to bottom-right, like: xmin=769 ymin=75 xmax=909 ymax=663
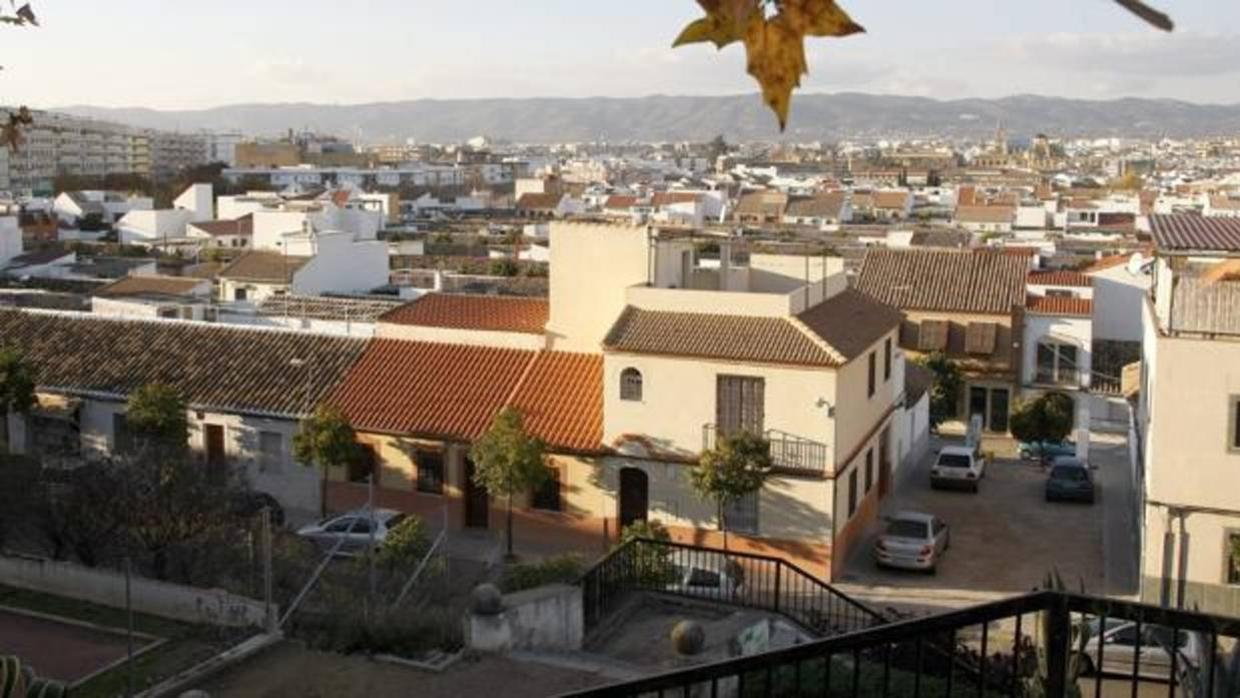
xmin=795 ymin=289 xmax=901 ymax=362
xmin=1209 ymin=195 xmax=1240 ymax=211
xmin=1027 ymin=271 xmax=1093 ymax=288
xmin=1150 ymin=214 xmax=1240 ymax=252
xmin=651 ymin=192 xmax=699 ymax=207
xmin=873 ymin=191 xmax=911 ymax=209
xmin=380 ymin=293 xmax=549 ymax=334
xmin=955 ymin=205 xmax=1015 ymax=224
xmin=190 ymin=214 xmax=254 ymax=238
xmin=1026 ymin=295 xmax=1093 ymax=318
xmin=856 ymin=248 xmax=1028 ymax=315
xmin=329 ymin=340 xmax=533 ymax=440
xmin=0 ymin=309 xmax=366 ymax=416
xmin=604 ymin=306 xmax=840 ymax=367
xmin=786 ymin=192 xmax=847 ymax=219
xmin=734 ymin=190 xmax=788 ymax=217
xmin=516 ymin=193 xmax=562 ymax=211
xmin=604 ymin=195 xmax=638 ymax=210
xmin=94 ymin=275 xmax=208 ymax=299
xmin=509 ymin=352 xmax=603 ymax=452
xmin=219 ymin=251 xmax=311 ymax=283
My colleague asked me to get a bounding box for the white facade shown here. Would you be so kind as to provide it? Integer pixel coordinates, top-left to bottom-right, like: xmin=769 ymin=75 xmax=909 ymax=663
xmin=1087 ymin=257 xmax=1154 ymax=343
xmin=0 ymin=216 xmax=20 ymax=267
xmin=289 ymin=232 xmax=389 ymax=297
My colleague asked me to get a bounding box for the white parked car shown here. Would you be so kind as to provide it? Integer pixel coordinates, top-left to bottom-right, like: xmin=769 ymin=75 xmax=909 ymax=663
xmin=1081 ymin=619 xmax=1202 ymax=679
xmin=296 ymin=508 xmax=407 ymax=556
xmin=874 ymin=511 xmax=950 ymax=573
xmin=930 ymin=445 xmax=987 ymax=492
xmin=666 ymin=559 xmax=745 ymax=600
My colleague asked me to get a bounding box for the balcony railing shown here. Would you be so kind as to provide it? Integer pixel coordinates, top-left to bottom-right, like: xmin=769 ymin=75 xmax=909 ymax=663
xmin=1035 ymin=367 xmax=1080 ymax=387
xmin=703 ymin=424 xmax=829 ymax=476
xmin=566 ymin=577 xmax=1240 ymax=698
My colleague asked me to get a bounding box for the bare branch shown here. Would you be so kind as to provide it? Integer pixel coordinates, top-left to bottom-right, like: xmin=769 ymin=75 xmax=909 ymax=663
xmin=1113 ymin=0 xmax=1174 ymax=31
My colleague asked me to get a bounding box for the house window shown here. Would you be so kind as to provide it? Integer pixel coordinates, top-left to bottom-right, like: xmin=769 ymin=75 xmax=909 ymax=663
xmin=883 ymin=338 xmax=892 ymax=381
xmin=350 ymin=444 xmax=376 ymax=483
xmin=917 ymin=320 xmax=949 ymax=352
xmin=965 ymin=322 xmax=998 ymax=355
xmin=1227 ymin=531 xmax=1240 ymax=586
xmin=865 ymin=449 xmax=874 ymax=492
xmin=722 ymin=490 xmax=759 ymax=534
xmin=620 ymin=368 xmax=643 ymax=402
xmin=716 ymin=375 xmax=765 ymax=436
xmin=1036 ymin=340 xmax=1080 ymax=386
xmin=847 ymin=470 xmax=858 ymax=517
xmin=531 ymin=468 xmax=562 ymax=512
xmin=867 ymin=351 xmax=877 ymax=398
xmin=1228 ymin=396 xmax=1240 ymax=453
xmin=258 ymin=431 xmax=283 ymax=474
xmin=234 ymin=287 xmax=248 ymax=301
xmin=416 ymin=449 xmax=445 ymax=495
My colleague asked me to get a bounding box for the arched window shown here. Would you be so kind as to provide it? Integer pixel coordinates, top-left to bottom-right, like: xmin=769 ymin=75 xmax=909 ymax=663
xmin=620 ymin=368 xmax=643 ymax=402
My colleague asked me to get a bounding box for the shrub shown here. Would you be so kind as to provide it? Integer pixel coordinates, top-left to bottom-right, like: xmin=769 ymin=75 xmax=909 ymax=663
xmin=373 ymin=515 xmax=431 ymax=571
xmin=500 ymin=554 xmax=586 ymax=593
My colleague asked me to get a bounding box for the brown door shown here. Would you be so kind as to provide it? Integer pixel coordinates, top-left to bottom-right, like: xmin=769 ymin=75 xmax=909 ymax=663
xmin=716 ymin=375 xmax=765 ymax=436
xmin=205 ymin=424 xmax=226 ymax=485
xmin=463 ymin=458 xmax=489 ymax=529
xmin=618 ymin=468 xmax=649 ymax=529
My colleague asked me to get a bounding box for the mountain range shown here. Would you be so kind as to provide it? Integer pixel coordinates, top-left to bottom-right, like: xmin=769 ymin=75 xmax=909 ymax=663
xmin=56 ymin=93 xmax=1240 ymax=143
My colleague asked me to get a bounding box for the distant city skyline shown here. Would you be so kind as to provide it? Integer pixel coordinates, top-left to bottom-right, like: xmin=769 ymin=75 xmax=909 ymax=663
xmin=2 ymin=0 xmax=1239 ymax=110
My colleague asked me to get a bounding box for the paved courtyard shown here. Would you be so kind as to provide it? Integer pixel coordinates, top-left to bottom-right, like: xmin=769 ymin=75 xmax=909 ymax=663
xmin=836 ymin=432 xmax=1135 ymax=614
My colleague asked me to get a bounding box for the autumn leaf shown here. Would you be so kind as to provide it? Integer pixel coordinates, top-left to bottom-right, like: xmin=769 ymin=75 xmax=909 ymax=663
xmin=674 ymin=0 xmax=864 ymax=130
xmin=673 ymin=0 xmax=762 ymax=49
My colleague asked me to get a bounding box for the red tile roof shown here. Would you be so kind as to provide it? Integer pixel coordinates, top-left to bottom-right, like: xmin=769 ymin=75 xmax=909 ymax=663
xmin=1026 ymin=295 xmax=1092 ymax=317
xmin=1027 ymin=271 xmax=1093 ymax=288
xmin=1150 ymin=214 xmax=1240 ymax=252
xmin=651 ymin=192 xmax=700 ymax=207
xmin=516 ymin=193 xmax=563 ymax=211
xmin=857 ymin=248 xmax=1028 ymax=315
xmin=509 ymin=352 xmax=603 ymax=453
xmin=604 ymin=195 xmax=638 ymax=210
xmin=330 ymin=340 xmax=534 ymax=440
xmin=955 ymin=205 xmax=1015 ymax=224
xmin=380 ymin=293 xmax=549 ymax=335
xmin=191 ymin=214 xmax=254 ymax=238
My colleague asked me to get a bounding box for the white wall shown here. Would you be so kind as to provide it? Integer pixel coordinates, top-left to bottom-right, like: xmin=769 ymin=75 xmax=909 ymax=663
xmin=116 ymin=209 xmax=194 ymax=245
xmin=1022 ymin=314 xmax=1093 ymax=386
xmin=291 ymin=234 xmax=389 ymax=297
xmin=547 ymin=222 xmax=651 ymax=352
xmin=1089 ymin=263 xmax=1153 ymax=343
xmin=0 ymin=216 xmax=21 ymax=266
xmin=173 ymin=183 xmax=214 ymax=222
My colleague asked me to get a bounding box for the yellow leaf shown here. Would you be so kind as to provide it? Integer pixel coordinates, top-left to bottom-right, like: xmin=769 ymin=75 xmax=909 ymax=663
xmin=673 ymin=0 xmax=762 ymax=49
xmin=778 ymin=0 xmax=865 ymax=37
xmin=743 ymin=13 xmax=807 ymax=131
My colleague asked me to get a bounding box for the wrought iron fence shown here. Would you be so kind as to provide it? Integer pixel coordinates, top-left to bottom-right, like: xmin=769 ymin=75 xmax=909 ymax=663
xmin=563 ymin=588 xmax=1240 ymax=698
xmin=702 ymin=424 xmax=830 ymax=476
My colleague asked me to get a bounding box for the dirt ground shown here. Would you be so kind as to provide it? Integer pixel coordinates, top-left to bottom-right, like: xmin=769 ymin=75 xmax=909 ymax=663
xmin=198 ymin=641 xmax=609 ymax=698
xmin=0 ymin=608 xmax=137 ymax=683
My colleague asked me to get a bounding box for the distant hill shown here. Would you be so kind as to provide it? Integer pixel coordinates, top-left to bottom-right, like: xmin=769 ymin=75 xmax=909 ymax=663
xmin=55 ymin=93 xmax=1240 ymax=143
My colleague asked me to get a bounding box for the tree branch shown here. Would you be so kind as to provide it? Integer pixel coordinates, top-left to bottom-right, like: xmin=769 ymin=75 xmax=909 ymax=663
xmin=1113 ymin=0 xmax=1174 ymax=31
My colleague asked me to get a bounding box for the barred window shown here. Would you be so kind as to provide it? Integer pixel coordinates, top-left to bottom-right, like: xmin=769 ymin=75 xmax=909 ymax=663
xmin=620 ymin=368 xmax=643 ymax=402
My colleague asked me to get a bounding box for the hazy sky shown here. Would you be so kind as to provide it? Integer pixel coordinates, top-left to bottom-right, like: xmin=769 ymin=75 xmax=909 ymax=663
xmin=3 ymin=0 xmax=1239 ymax=110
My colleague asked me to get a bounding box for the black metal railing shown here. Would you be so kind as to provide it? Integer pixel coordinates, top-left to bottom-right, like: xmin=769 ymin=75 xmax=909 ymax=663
xmin=581 ymin=538 xmax=883 ymax=638
xmin=563 ymin=589 xmax=1240 ymax=698
xmin=702 ymin=424 xmax=830 ymax=476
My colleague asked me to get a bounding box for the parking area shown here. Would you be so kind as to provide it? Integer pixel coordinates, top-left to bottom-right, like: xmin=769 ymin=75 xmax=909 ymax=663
xmin=837 ymin=435 xmax=1126 ymax=610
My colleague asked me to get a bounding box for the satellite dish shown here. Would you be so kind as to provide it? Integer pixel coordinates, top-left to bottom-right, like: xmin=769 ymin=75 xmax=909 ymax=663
xmin=1126 ymin=252 xmax=1152 ymax=276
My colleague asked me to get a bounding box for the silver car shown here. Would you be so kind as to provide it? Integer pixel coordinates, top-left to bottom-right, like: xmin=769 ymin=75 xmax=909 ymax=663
xmin=1081 ymin=619 xmax=1202 ymax=680
xmin=874 ymin=511 xmax=950 ymax=574
xmin=667 ymin=559 xmax=745 ymax=600
xmin=296 ymin=508 xmax=406 ymax=556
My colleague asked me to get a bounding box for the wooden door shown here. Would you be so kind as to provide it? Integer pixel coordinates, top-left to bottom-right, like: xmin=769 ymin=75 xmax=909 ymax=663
xmin=205 ymin=424 xmax=226 ymax=485
xmin=618 ymin=467 xmax=649 ymax=529
xmin=716 ymin=375 xmax=765 ymax=436
xmin=463 ymin=458 xmax=489 ymax=529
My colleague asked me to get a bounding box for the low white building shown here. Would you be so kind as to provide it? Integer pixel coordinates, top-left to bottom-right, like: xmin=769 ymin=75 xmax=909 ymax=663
xmin=218 ymin=231 xmax=388 ymax=303
xmin=0 ymin=215 xmax=20 ymax=267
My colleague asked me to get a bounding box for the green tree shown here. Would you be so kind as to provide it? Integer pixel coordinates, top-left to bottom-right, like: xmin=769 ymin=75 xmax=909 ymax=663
xmin=125 ymin=383 xmax=189 ymax=453
xmin=616 ymin=519 xmax=677 ymax=585
xmin=920 ymin=352 xmax=963 ymax=430
xmin=1009 ymin=392 xmax=1076 ymax=447
xmin=0 ymin=348 xmax=36 ymax=449
xmin=373 ymin=515 xmax=430 ymax=571
xmin=469 ymin=408 xmax=549 ymax=559
xmin=691 ymin=432 xmax=771 ymax=549
xmin=293 ymin=405 xmax=363 ymax=517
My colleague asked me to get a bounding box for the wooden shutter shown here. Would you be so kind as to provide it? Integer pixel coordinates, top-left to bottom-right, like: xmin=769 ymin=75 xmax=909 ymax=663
xmin=965 ymin=322 xmax=997 ymax=355
xmin=917 ymin=320 xmax=949 ymax=351
xmin=716 ymin=375 xmax=765 ymax=436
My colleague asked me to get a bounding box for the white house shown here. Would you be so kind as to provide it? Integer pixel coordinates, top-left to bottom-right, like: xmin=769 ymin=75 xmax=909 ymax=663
xmin=0 ymin=215 xmax=20 ymax=267
xmin=53 ymin=191 xmax=153 ymax=226
xmin=218 ymin=231 xmax=388 ymax=303
xmin=115 ymin=184 xmax=215 ymax=246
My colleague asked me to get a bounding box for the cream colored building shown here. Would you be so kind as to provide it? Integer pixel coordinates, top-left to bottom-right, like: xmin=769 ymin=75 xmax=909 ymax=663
xmin=1137 ymin=215 xmax=1240 ymax=616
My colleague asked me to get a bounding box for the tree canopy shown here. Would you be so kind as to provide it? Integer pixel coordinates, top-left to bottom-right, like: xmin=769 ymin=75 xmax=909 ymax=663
xmin=0 ymin=348 xmax=36 ymax=419
xmin=691 ymin=431 xmax=771 ymax=540
xmin=469 ymin=407 xmax=549 ymax=558
xmin=1010 ymin=392 xmax=1076 ymax=446
xmin=125 ymin=383 xmax=189 ymax=452
xmin=919 ymin=352 xmax=962 ymax=429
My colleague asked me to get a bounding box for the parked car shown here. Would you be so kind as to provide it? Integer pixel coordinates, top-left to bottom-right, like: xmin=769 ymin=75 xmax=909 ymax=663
xmin=1045 ymin=457 xmax=1097 ymax=503
xmin=874 ymin=511 xmax=950 ymax=574
xmin=1081 ymin=619 xmax=1202 ymax=679
xmin=296 ymin=508 xmax=406 ymax=555
xmin=666 ymin=558 xmax=744 ymax=600
xmin=930 ymin=445 xmax=987 ymax=492
xmin=1018 ymin=439 xmax=1077 ymax=462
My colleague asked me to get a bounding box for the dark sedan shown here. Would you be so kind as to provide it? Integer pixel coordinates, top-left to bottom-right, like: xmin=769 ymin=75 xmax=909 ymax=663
xmin=1045 ymin=457 xmax=1096 ymax=503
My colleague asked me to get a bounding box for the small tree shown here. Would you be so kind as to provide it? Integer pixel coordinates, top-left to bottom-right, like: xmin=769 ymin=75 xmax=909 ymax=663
xmin=125 ymin=383 xmax=189 ymax=453
xmin=1010 ymin=392 xmax=1076 ymax=447
xmin=691 ymin=432 xmax=771 ymax=550
xmin=469 ymin=408 xmax=549 ymax=559
xmin=616 ymin=519 xmax=677 ymax=586
xmin=920 ymin=352 xmax=963 ymax=430
xmin=0 ymin=348 xmax=36 ymax=450
xmin=293 ymin=405 xmax=362 ymax=518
